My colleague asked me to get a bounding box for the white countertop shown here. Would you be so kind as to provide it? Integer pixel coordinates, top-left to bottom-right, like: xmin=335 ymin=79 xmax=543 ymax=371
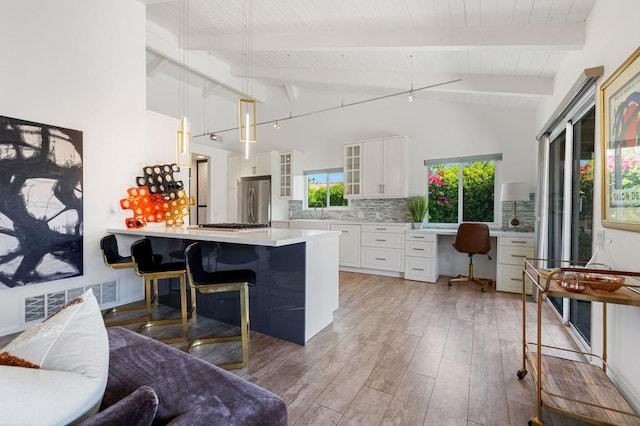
xmin=107 ymin=225 xmax=340 ymax=247
xmin=406 ymin=228 xmax=534 ymax=237
xmin=284 ymin=219 xmax=533 ymax=237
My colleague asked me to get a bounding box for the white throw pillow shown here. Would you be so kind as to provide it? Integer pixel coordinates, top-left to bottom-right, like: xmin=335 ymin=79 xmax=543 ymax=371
xmin=0 ymin=289 xmax=109 ymax=425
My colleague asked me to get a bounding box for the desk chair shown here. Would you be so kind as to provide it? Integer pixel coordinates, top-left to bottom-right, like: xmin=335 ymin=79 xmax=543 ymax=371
xmin=184 ymin=242 xmax=255 ymax=369
xmin=131 ymin=238 xmax=188 ymax=344
xmin=448 ymin=223 xmax=492 ymax=292
xmin=100 ymin=235 xmax=155 ymax=326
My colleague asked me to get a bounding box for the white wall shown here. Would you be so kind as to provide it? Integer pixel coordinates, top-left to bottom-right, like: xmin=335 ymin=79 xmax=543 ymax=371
xmin=0 ymin=0 xmax=147 ymax=335
xmin=536 ymin=0 xmax=640 ymax=407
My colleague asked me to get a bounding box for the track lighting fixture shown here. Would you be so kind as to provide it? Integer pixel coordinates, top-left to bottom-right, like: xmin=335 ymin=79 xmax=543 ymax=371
xmin=209 ymin=132 xmax=217 ymax=141
xmin=273 ymin=120 xmax=280 ymax=130
xmin=408 ymin=54 xmax=415 ymax=103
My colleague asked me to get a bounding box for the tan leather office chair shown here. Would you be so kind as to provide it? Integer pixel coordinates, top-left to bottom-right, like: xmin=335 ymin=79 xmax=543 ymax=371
xmin=448 ymin=223 xmax=492 ymax=292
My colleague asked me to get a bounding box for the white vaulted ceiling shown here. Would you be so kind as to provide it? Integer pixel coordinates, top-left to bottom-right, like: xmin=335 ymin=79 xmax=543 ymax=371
xmin=144 ymin=0 xmax=596 ymax=109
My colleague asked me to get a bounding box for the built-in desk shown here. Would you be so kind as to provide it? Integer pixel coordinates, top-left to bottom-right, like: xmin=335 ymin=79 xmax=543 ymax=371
xmin=404 ymin=228 xmax=534 ymax=293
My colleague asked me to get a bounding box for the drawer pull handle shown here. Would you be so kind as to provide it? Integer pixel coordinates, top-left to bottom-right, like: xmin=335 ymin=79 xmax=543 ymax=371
xmin=375 ymin=257 xmax=386 ymax=261
xmin=376 ymin=239 xmax=387 ymax=242
xmin=511 ymin=240 xmax=527 ymax=244
xmin=510 ymin=278 xmax=521 ymax=282
xmin=412 ymin=268 xmax=424 ymax=271
xmin=376 ymin=228 xmax=386 ymax=231
xmin=511 ymin=254 xmax=526 ymax=258
xmin=413 ymin=248 xmax=425 ymax=251
xmin=342 ymin=231 xmax=349 ymax=233
xmin=413 ymin=236 xmax=425 ymax=239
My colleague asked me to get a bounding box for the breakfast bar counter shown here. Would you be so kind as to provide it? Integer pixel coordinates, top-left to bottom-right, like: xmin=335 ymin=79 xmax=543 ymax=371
xmin=107 ymin=226 xmax=340 ymax=345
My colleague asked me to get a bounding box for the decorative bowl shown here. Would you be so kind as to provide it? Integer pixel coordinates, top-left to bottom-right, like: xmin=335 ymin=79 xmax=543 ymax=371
xmin=555 ymin=272 xmax=587 ymax=293
xmin=577 ymin=272 xmax=625 ymax=292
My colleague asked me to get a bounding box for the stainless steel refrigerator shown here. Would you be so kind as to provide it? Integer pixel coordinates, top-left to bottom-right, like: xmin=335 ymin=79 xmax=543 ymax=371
xmin=238 ymin=176 xmax=271 ymax=225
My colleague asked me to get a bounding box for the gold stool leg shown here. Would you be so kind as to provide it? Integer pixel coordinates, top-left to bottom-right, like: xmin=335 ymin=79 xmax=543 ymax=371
xmin=239 ymin=284 xmax=249 ymax=368
xmin=188 ymin=281 xmax=198 ymax=322
xmin=139 ymin=273 xmax=189 ymax=344
xmin=186 ymin=283 xmax=250 ymax=370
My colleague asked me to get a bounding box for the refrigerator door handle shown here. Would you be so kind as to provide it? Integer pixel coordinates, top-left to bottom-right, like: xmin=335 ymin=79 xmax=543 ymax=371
xmin=248 ymin=187 xmax=255 ymax=222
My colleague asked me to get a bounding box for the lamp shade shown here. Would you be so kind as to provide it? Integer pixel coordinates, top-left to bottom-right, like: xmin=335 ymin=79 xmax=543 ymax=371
xmin=500 ymin=182 xmax=531 ymax=202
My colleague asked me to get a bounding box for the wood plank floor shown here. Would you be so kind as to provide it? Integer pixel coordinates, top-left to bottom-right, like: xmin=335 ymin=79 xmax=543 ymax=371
xmin=1 ymin=272 xmax=590 ymax=425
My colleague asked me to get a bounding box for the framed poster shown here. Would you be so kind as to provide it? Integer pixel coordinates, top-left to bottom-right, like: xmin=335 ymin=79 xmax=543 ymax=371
xmin=600 ymin=46 xmax=640 ymax=232
xmin=0 ymin=116 xmax=83 ymax=289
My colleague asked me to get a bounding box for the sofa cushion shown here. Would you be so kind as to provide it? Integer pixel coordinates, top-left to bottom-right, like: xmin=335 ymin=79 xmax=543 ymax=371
xmin=104 ymin=327 xmax=287 ymax=425
xmin=0 ymin=289 xmax=109 ymax=425
xmin=79 ymin=385 xmax=158 ymax=426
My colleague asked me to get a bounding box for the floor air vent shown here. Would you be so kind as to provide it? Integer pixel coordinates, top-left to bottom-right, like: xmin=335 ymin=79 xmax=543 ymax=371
xmin=23 ymin=280 xmax=119 ymax=323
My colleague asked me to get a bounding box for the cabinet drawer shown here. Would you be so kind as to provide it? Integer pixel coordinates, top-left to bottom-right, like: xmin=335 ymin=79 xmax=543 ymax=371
xmin=405 ymin=241 xmax=436 ymax=258
xmin=362 ymin=232 xmax=404 ymax=249
xmin=361 ymin=224 xmax=407 ymax=234
xmin=497 ymin=265 xmax=532 ymax=294
xmin=361 ymin=247 xmax=404 ymax=272
xmin=498 ymin=245 xmax=534 ymax=266
xmin=498 ymin=236 xmax=534 ymax=248
xmin=404 ymin=257 xmax=437 ymax=282
xmin=405 ymin=232 xmax=436 ymax=243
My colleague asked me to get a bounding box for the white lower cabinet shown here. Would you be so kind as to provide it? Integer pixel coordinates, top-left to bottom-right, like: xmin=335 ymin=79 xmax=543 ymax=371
xmin=330 ymin=223 xmax=361 ymax=268
xmin=496 ymin=235 xmax=534 ymax=294
xmin=404 ymin=232 xmax=438 ymax=282
xmin=360 ymin=224 xmax=406 ymax=272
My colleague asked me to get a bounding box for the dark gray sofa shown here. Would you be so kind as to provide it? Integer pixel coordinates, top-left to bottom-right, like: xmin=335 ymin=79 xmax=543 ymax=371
xmin=82 ymin=326 xmax=287 ymax=425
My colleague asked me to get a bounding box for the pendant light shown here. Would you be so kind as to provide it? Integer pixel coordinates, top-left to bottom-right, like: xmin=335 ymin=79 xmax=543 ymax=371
xmin=176 ymin=0 xmax=191 ymax=167
xmin=239 ymin=0 xmax=256 ymax=159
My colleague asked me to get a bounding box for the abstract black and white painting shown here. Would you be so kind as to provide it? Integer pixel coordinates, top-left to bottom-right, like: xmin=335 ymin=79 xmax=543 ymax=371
xmin=0 ymin=116 xmax=83 ymax=289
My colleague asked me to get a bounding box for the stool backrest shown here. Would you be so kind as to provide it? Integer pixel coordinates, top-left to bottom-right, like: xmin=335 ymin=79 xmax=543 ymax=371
xmin=452 ymin=223 xmax=491 ymax=255
xmin=100 ymin=235 xmax=133 ymax=268
xmin=184 ymin=242 xmax=204 ymax=284
xmin=130 ymin=239 xmax=156 ymax=274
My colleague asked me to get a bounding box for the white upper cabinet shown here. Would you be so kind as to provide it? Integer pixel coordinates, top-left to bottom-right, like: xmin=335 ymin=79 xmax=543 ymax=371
xmin=348 ymin=136 xmax=407 ymax=198
xmin=344 ymin=143 xmax=362 ymax=197
xmin=278 ymin=151 xmax=304 ymax=199
xmin=240 ymin=151 xmax=274 ymax=177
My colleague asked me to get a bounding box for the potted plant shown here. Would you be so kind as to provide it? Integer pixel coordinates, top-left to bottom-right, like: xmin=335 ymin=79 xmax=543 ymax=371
xmin=408 ymin=196 xmax=428 ymax=229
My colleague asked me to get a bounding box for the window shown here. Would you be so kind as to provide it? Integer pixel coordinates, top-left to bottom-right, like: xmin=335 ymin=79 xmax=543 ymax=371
xmin=425 ymin=154 xmax=501 ymax=224
xmin=304 ymin=168 xmax=348 ymax=208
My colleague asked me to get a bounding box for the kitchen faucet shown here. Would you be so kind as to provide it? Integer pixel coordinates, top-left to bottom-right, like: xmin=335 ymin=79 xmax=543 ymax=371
xmin=314 ymin=200 xmax=325 ymax=219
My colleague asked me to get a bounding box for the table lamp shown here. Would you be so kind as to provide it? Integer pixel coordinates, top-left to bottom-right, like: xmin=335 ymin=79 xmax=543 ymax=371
xmin=500 ymin=182 xmax=531 ymax=226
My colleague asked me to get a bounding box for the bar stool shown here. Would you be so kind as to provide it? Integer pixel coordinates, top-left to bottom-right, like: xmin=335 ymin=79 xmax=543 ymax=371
xmin=131 ymin=238 xmax=189 ymax=344
xmin=100 ymin=235 xmax=153 ymax=326
xmin=184 ymin=242 xmax=255 ymax=369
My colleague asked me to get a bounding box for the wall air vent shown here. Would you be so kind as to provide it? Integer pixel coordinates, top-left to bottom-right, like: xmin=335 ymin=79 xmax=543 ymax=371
xmin=23 ymin=280 xmax=119 ymax=323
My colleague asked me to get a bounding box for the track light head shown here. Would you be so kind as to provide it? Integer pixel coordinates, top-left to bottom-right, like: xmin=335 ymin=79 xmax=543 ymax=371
xmin=209 ymin=132 xmax=217 ymax=141
xmin=273 ymin=121 xmax=280 ymax=130
xmin=408 ymin=91 xmax=415 ymax=103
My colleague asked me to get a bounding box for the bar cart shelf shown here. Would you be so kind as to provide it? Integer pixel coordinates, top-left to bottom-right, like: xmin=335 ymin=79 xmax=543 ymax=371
xmin=519 ymin=258 xmax=640 ymax=425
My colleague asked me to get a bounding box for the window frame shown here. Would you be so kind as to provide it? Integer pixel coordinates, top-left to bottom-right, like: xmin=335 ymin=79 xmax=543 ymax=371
xmin=424 ymin=154 xmax=502 ymax=227
xmin=303 ymin=167 xmax=349 ymax=210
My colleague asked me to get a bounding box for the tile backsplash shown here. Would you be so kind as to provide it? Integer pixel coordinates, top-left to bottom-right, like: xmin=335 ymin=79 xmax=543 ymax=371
xmin=288 ymin=199 xmax=412 ymax=222
xmin=289 ymin=196 xmax=535 ymax=231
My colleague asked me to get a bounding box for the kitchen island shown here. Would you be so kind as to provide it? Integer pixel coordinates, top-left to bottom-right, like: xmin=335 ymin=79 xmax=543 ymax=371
xmin=106 ymin=225 xmax=340 ymax=345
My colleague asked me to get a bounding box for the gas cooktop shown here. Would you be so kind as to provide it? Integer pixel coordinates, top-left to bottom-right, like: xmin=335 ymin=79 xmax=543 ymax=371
xmin=194 ymin=223 xmax=269 ymax=231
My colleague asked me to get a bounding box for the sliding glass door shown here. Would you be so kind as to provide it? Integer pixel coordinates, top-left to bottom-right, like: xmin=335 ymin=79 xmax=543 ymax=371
xmin=569 ymin=107 xmax=595 ymax=343
xmin=543 ymin=102 xmax=595 ymax=346
xmin=547 ymin=130 xmax=566 ymax=315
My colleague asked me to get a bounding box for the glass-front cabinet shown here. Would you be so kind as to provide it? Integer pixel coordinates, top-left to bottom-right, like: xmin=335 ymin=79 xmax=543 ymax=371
xmin=344 ymin=143 xmax=361 ymax=197
xmin=279 ymin=152 xmax=292 ymax=198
